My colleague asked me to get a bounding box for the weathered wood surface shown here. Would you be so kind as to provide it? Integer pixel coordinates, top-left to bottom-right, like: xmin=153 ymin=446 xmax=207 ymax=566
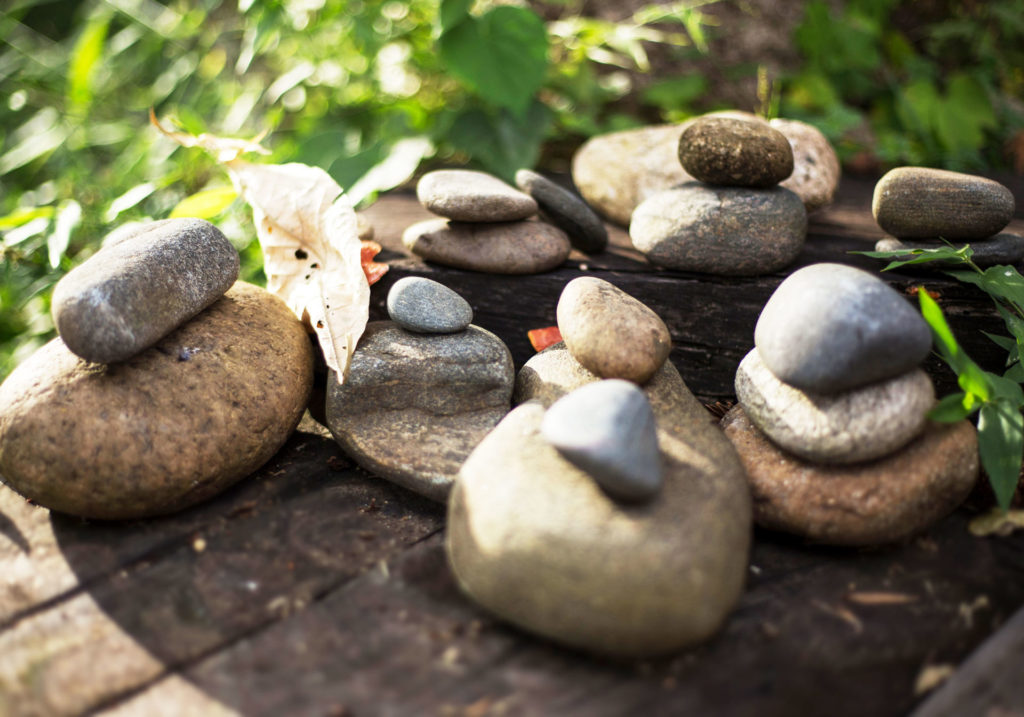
xmin=1 ymin=176 xmax=1023 ymax=716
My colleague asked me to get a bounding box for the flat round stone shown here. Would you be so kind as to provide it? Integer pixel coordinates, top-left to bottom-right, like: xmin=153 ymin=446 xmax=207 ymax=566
xmin=51 ymin=218 xmax=239 ymax=364
xmin=873 ymin=167 xmax=1015 ymax=240
xmin=402 ymin=218 xmax=571 ymax=275
xmin=678 ymin=116 xmax=794 ymax=188
xmin=386 ymin=277 xmax=473 ymax=334
xmin=514 ymin=169 xmax=608 ymax=253
xmin=874 ymin=234 xmax=1024 ymax=269
xmin=556 ymin=276 xmax=671 ymax=384
xmin=416 ymin=169 xmax=537 ymax=222
xmin=541 ymin=379 xmax=661 ymax=501
xmin=754 ymin=263 xmax=932 ymax=393
xmin=630 ymin=183 xmax=806 ymax=275
xmin=723 ymin=406 xmax=978 ymax=546
xmin=735 ymin=348 xmax=934 ymax=464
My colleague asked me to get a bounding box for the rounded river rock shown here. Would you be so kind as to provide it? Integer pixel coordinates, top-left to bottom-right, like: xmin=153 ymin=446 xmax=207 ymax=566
xmin=630 ymin=183 xmax=806 ymax=275
xmin=723 ymin=406 xmax=978 ymax=546
xmin=735 ymin=348 xmax=934 ymax=464
xmin=678 ymin=116 xmax=794 ymax=188
xmin=417 ymin=169 xmax=537 ymax=222
xmin=514 ymin=169 xmax=608 ymax=253
xmin=325 ymin=321 xmax=513 ymax=502
xmin=386 ymin=277 xmax=473 ymax=334
xmin=770 ymin=118 xmax=841 ymax=212
xmin=0 ymin=282 xmax=313 ymax=520
xmin=402 ymin=218 xmax=571 ymax=275
xmin=51 ymin=218 xmax=239 ymax=364
xmin=754 ymin=263 xmax=932 ymax=393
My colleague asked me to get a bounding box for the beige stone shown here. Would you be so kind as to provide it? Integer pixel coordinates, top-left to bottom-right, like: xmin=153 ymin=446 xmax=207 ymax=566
xmin=402 ymin=218 xmax=571 ymax=275
xmin=771 ymin=118 xmax=841 ymax=212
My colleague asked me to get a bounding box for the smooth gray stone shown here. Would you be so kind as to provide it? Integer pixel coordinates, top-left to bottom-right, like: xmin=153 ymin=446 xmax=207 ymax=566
xmin=541 ymin=379 xmax=662 ymax=501
xmin=678 ymin=116 xmax=794 ymax=188
xmin=630 ymin=183 xmax=806 ymax=275
xmin=326 ymin=321 xmax=513 ymax=501
xmin=51 ymin=218 xmax=239 ymax=364
xmin=754 ymin=263 xmax=932 ymax=393
xmin=402 ymin=218 xmax=571 ymax=275
xmin=873 ymin=167 xmax=1015 ymax=240
xmin=735 ymin=348 xmax=934 ymax=464
xmin=386 ymin=276 xmax=473 ymax=334
xmin=874 ymin=234 xmax=1024 ymax=269
xmin=417 ymin=169 xmax=537 ymax=222
xmin=514 ymin=169 xmax=608 ymax=253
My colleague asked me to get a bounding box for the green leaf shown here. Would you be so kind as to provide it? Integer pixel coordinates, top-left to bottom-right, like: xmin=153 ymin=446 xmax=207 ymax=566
xmin=957 ymin=361 xmax=992 ymax=402
xmin=1006 ymin=362 xmax=1024 ymax=383
xmin=951 ymin=265 xmax=1024 ymax=315
xmin=642 ymin=75 xmax=708 ymax=111
xmin=439 ymin=5 xmax=549 ymax=115
xmin=0 ymin=206 xmax=55 ymax=230
xmin=439 ymin=0 xmax=473 ymax=33
xmin=918 ymin=287 xmax=962 ymax=367
xmin=928 ymin=392 xmax=976 ymax=422
xmin=169 ymin=186 xmax=238 ymax=219
xmin=978 ymin=400 xmax=1024 ymax=511
xmin=67 ymin=11 xmax=111 ymax=116
xmin=48 ymin=200 xmax=81 ymax=269
xmin=984 ymin=331 xmax=1016 ymax=353
xmin=854 ymin=245 xmax=971 ymax=271
xmin=448 ymin=100 xmax=551 ymax=181
xmin=347 ymin=137 xmax=435 ymax=207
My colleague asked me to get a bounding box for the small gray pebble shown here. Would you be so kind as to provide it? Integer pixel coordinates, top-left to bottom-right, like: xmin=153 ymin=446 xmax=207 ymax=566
xmin=387 ymin=277 xmax=473 ymax=334
xmin=515 ymin=169 xmax=608 ymax=253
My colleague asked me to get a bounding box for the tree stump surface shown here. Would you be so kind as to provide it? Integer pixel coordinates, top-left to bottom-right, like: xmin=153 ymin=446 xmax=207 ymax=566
xmin=1 ymin=175 xmax=1023 ymax=716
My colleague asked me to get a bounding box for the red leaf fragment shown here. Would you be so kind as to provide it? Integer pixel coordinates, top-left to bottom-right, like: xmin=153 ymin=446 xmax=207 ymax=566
xmin=528 ymin=326 xmax=562 ymax=352
xmin=360 ymin=240 xmax=388 ymax=285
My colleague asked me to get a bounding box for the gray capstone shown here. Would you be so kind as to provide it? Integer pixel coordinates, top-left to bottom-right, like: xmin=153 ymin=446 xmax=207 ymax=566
xmin=874 ymin=234 xmax=1024 ymax=269
xmin=417 ymin=169 xmax=537 ymax=222
xmin=514 ymin=169 xmax=608 ymax=253
xmin=540 ymin=379 xmax=662 ymax=501
xmin=386 ymin=276 xmax=473 ymax=334
xmin=51 ymin=218 xmax=239 ymax=364
xmin=754 ymin=263 xmax=932 ymax=394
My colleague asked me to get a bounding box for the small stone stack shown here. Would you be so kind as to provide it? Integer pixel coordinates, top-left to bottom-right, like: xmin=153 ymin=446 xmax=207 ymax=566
xmin=872 ymin=167 xmax=1019 ymax=267
xmin=0 ymin=218 xmax=314 ymax=519
xmin=630 ymin=115 xmax=808 ymax=275
xmin=325 ymin=276 xmax=513 ymax=502
xmin=446 ymin=276 xmax=753 ymax=657
xmin=722 ymin=263 xmax=979 ymax=546
xmin=403 ymin=169 xmax=572 ymax=274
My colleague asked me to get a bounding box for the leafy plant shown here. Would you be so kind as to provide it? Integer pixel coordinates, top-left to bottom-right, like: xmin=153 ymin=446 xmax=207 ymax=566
xmin=862 ymin=244 xmax=1024 ymax=510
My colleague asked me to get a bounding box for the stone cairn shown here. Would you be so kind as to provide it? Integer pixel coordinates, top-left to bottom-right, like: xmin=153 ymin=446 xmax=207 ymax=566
xmin=872 ymin=167 xmax=1019 ymax=267
xmin=721 ymin=262 xmax=980 ymax=546
xmin=0 ymin=218 xmax=313 ymax=520
xmin=446 ymin=276 xmax=752 ymax=657
xmin=629 ymin=115 xmax=808 ymax=275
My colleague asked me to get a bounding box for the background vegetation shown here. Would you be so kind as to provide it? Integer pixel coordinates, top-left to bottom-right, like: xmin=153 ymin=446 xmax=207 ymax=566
xmin=1 ymin=0 xmax=1023 ymax=376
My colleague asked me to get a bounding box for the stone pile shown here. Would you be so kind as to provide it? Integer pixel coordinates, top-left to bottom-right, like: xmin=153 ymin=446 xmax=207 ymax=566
xmin=0 ymin=218 xmax=313 ymax=519
xmin=446 ymin=276 xmax=752 ymax=657
xmin=326 ymin=276 xmax=513 ymax=502
xmin=629 ymin=115 xmax=808 ymax=275
xmin=722 ymin=263 xmax=979 ymax=546
xmin=403 ymin=169 xmax=572 ymax=274
xmin=872 ymin=167 xmax=1020 ymax=268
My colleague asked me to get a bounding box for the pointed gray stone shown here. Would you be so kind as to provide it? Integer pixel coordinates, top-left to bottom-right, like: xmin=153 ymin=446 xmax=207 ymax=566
xmin=541 ymin=379 xmax=661 ymax=502
xmin=387 ymin=277 xmax=473 ymax=334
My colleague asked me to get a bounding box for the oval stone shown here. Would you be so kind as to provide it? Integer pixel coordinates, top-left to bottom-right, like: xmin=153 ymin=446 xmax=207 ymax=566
xmin=722 ymin=406 xmax=978 ymax=546
xmin=451 ymin=345 xmax=751 ymax=657
xmin=630 ymin=183 xmax=806 ymax=275
xmin=873 ymin=167 xmax=1015 ymax=240
xmin=874 ymin=234 xmax=1024 ymax=269
xmin=771 ymin=118 xmax=841 ymax=212
xmin=556 ymin=276 xmax=671 ymax=384
xmin=326 ymin=321 xmax=513 ymax=501
xmin=51 ymin=218 xmax=239 ymax=364
xmin=416 ymin=169 xmax=537 ymax=222
xmin=735 ymin=348 xmax=934 ymax=464
xmin=0 ymin=282 xmax=313 ymax=520
xmin=514 ymin=169 xmax=608 ymax=253
xmin=386 ymin=277 xmax=473 ymax=334
xmin=402 ymin=218 xmax=571 ymax=275
xmin=754 ymin=263 xmax=932 ymax=393
xmin=678 ymin=116 xmax=794 ymax=188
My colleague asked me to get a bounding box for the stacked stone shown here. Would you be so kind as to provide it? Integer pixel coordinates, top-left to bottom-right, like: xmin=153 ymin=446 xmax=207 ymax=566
xmin=722 ymin=263 xmax=979 ymax=546
xmin=446 ymin=276 xmax=752 ymax=657
xmin=402 ymin=169 xmax=573 ymax=274
xmin=629 ymin=115 xmax=808 ymax=275
xmin=325 ymin=277 xmax=513 ymax=502
xmin=872 ymin=167 xmax=1019 ymax=268
xmin=0 ymin=218 xmax=313 ymax=520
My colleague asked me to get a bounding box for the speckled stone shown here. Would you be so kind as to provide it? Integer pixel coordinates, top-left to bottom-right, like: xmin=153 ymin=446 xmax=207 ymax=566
xmin=556 ymin=277 xmax=671 ymax=384
xmin=722 ymin=406 xmax=978 ymax=546
xmin=873 ymin=167 xmax=1015 ymax=240
xmin=386 ymin=277 xmax=473 ymax=334
xmin=514 ymin=169 xmax=608 ymax=253
xmin=735 ymin=348 xmax=934 ymax=464
xmin=873 ymin=234 xmax=1024 ymax=269
xmin=630 ymin=183 xmax=806 ymax=275
xmin=51 ymin=218 xmax=239 ymax=364
xmin=678 ymin=116 xmax=794 ymax=188
xmin=325 ymin=321 xmax=513 ymax=501
xmin=754 ymin=263 xmax=932 ymax=393
xmin=417 ymin=169 xmax=537 ymax=222
xmin=0 ymin=282 xmax=313 ymax=520
xmin=770 ymin=118 xmax=841 ymax=212
xmin=402 ymin=218 xmax=571 ymax=275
